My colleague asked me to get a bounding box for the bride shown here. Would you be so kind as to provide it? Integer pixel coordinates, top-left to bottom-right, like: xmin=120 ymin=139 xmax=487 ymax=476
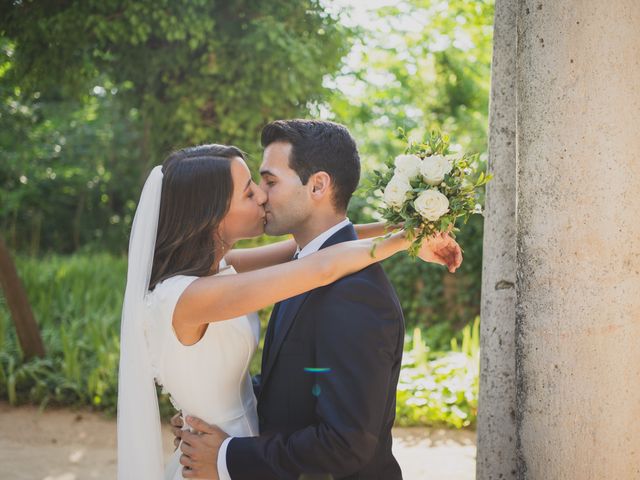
xmin=117 ymin=143 xmax=460 ymax=479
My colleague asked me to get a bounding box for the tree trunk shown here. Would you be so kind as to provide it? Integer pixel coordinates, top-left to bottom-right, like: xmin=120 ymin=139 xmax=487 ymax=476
xmin=0 ymin=237 xmax=45 ymax=359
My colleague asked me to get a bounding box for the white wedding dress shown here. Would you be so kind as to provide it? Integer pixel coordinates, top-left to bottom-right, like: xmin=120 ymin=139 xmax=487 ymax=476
xmin=144 ymin=260 xmax=260 ymax=480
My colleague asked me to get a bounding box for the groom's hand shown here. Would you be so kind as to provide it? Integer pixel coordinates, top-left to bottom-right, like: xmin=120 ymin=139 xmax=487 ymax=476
xmin=179 ymin=416 xmax=229 ymax=479
xmin=171 ymin=412 xmax=184 ymax=449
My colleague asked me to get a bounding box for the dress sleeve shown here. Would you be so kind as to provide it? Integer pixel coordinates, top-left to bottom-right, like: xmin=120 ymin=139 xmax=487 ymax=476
xmin=162 ymin=275 xmax=199 ymax=320
xmin=145 ymin=275 xmax=199 ymax=385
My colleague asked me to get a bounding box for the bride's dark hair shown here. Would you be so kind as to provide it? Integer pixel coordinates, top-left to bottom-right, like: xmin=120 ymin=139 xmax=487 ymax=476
xmin=149 ymin=144 xmax=246 ymax=290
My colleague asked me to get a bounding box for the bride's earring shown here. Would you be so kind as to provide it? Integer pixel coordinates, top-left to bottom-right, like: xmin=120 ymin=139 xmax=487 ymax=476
xmin=213 ymin=231 xmax=230 ymax=259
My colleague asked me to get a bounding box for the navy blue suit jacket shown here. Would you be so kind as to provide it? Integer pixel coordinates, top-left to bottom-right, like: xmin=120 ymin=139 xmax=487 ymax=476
xmin=227 ymin=224 xmax=404 ymax=480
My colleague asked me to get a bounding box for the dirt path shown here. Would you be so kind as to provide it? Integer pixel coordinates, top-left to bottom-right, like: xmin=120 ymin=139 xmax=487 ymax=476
xmin=0 ymin=403 xmax=476 ymax=479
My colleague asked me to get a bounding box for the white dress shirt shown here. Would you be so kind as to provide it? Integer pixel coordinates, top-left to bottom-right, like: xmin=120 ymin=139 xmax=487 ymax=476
xmin=295 ymin=217 xmax=351 ymax=259
xmin=217 ymin=217 xmax=352 ymax=480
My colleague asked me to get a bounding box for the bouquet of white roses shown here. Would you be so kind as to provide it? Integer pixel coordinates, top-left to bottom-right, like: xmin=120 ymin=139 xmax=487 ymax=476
xmin=369 ymin=129 xmax=492 ymax=256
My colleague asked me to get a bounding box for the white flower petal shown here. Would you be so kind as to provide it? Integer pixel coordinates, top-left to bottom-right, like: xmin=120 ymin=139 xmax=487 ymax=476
xmin=414 ymin=189 xmax=450 ymax=221
xmin=394 ymin=154 xmax=423 ymax=179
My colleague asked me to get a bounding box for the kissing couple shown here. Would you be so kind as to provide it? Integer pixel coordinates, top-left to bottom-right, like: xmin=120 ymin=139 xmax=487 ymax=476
xmin=117 ymin=119 xmax=462 ymax=479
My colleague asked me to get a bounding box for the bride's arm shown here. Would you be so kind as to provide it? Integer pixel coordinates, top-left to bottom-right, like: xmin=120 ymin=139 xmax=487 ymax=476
xmin=353 ymin=221 xmax=402 ymax=239
xmin=224 ymin=221 xmax=400 ymax=273
xmin=174 ymin=231 xmax=410 ymax=328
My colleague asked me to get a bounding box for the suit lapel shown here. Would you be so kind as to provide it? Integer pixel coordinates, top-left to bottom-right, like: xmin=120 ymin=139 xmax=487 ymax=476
xmin=259 ymin=224 xmax=358 ymax=393
xmin=260 ymin=292 xmax=312 ymax=390
xmin=260 ymin=302 xmax=280 ymax=373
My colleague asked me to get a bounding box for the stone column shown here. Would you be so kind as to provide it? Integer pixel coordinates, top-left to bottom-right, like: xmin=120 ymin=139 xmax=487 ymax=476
xmin=476 ymin=0 xmax=518 ymax=479
xmin=515 ymin=1 xmax=640 ymax=478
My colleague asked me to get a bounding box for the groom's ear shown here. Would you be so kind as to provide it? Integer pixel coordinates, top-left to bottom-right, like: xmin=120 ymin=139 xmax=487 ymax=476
xmin=308 ymin=171 xmax=332 ymax=200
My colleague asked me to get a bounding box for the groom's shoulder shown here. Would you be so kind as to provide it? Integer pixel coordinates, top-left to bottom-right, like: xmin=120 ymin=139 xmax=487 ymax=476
xmin=306 ymin=265 xmax=404 ymax=334
xmin=317 ymin=263 xmax=399 ymax=305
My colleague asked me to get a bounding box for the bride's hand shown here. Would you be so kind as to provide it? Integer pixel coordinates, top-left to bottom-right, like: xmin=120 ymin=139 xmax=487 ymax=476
xmin=417 ymin=230 xmax=463 ymax=273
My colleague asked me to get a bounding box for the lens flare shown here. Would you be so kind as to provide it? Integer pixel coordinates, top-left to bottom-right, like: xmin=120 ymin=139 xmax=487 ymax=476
xmin=303 ymin=367 xmax=332 ymax=374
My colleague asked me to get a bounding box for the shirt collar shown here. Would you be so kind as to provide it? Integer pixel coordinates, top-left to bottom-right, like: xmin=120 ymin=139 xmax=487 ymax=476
xmin=295 ymin=218 xmax=352 ymax=259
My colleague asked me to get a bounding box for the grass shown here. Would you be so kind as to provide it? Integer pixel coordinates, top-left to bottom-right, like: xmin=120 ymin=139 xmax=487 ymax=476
xmin=0 ymin=254 xmax=124 ymax=412
xmin=0 ymin=253 xmax=479 ymax=427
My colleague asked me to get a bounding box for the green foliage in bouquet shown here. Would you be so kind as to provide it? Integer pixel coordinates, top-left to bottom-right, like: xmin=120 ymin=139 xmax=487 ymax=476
xmin=367 ymin=129 xmax=492 ymax=256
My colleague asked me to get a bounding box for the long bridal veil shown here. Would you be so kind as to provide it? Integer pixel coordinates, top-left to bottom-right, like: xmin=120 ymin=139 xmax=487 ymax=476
xmin=117 ymin=166 xmax=165 ymax=479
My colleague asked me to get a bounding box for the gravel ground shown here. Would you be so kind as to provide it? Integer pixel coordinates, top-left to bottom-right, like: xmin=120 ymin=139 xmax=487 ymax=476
xmin=0 ymin=403 xmax=476 ymax=480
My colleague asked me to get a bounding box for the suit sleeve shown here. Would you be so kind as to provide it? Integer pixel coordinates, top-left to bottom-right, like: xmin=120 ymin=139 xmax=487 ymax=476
xmin=226 ymin=274 xmax=402 ymax=479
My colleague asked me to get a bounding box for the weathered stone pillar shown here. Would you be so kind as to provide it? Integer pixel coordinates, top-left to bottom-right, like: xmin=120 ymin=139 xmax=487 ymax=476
xmin=477 ymin=0 xmax=518 ymax=478
xmin=515 ymin=1 xmax=640 ymax=478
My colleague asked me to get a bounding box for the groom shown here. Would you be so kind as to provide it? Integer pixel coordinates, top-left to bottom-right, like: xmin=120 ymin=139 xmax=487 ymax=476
xmin=173 ymin=120 xmax=459 ymax=479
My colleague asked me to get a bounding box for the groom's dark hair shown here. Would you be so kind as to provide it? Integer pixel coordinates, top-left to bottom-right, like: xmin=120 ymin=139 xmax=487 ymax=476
xmin=261 ymin=119 xmax=360 ymax=212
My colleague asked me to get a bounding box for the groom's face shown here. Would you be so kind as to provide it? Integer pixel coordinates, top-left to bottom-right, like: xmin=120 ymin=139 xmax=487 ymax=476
xmin=259 ymin=141 xmax=312 ymax=236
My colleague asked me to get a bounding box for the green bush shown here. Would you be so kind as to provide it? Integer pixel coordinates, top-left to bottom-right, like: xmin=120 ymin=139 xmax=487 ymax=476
xmin=0 ymin=254 xmax=125 ymax=411
xmin=396 ymin=317 xmax=479 ymax=428
xmin=0 ymin=253 xmax=479 ymax=428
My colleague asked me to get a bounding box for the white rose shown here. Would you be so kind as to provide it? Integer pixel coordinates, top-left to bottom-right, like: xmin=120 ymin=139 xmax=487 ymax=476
xmin=420 ymin=154 xmax=453 ymax=186
xmin=394 ymin=154 xmax=422 ymax=179
xmin=383 ymin=174 xmax=412 ymax=209
xmin=414 ymin=189 xmax=450 ymax=221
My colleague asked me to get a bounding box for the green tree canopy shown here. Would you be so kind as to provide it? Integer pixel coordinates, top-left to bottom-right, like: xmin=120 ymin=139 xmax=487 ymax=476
xmin=1 ymin=0 xmax=495 ymax=342
xmin=327 ymin=0 xmax=494 ymax=339
xmin=1 ymin=0 xmax=354 ymax=252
